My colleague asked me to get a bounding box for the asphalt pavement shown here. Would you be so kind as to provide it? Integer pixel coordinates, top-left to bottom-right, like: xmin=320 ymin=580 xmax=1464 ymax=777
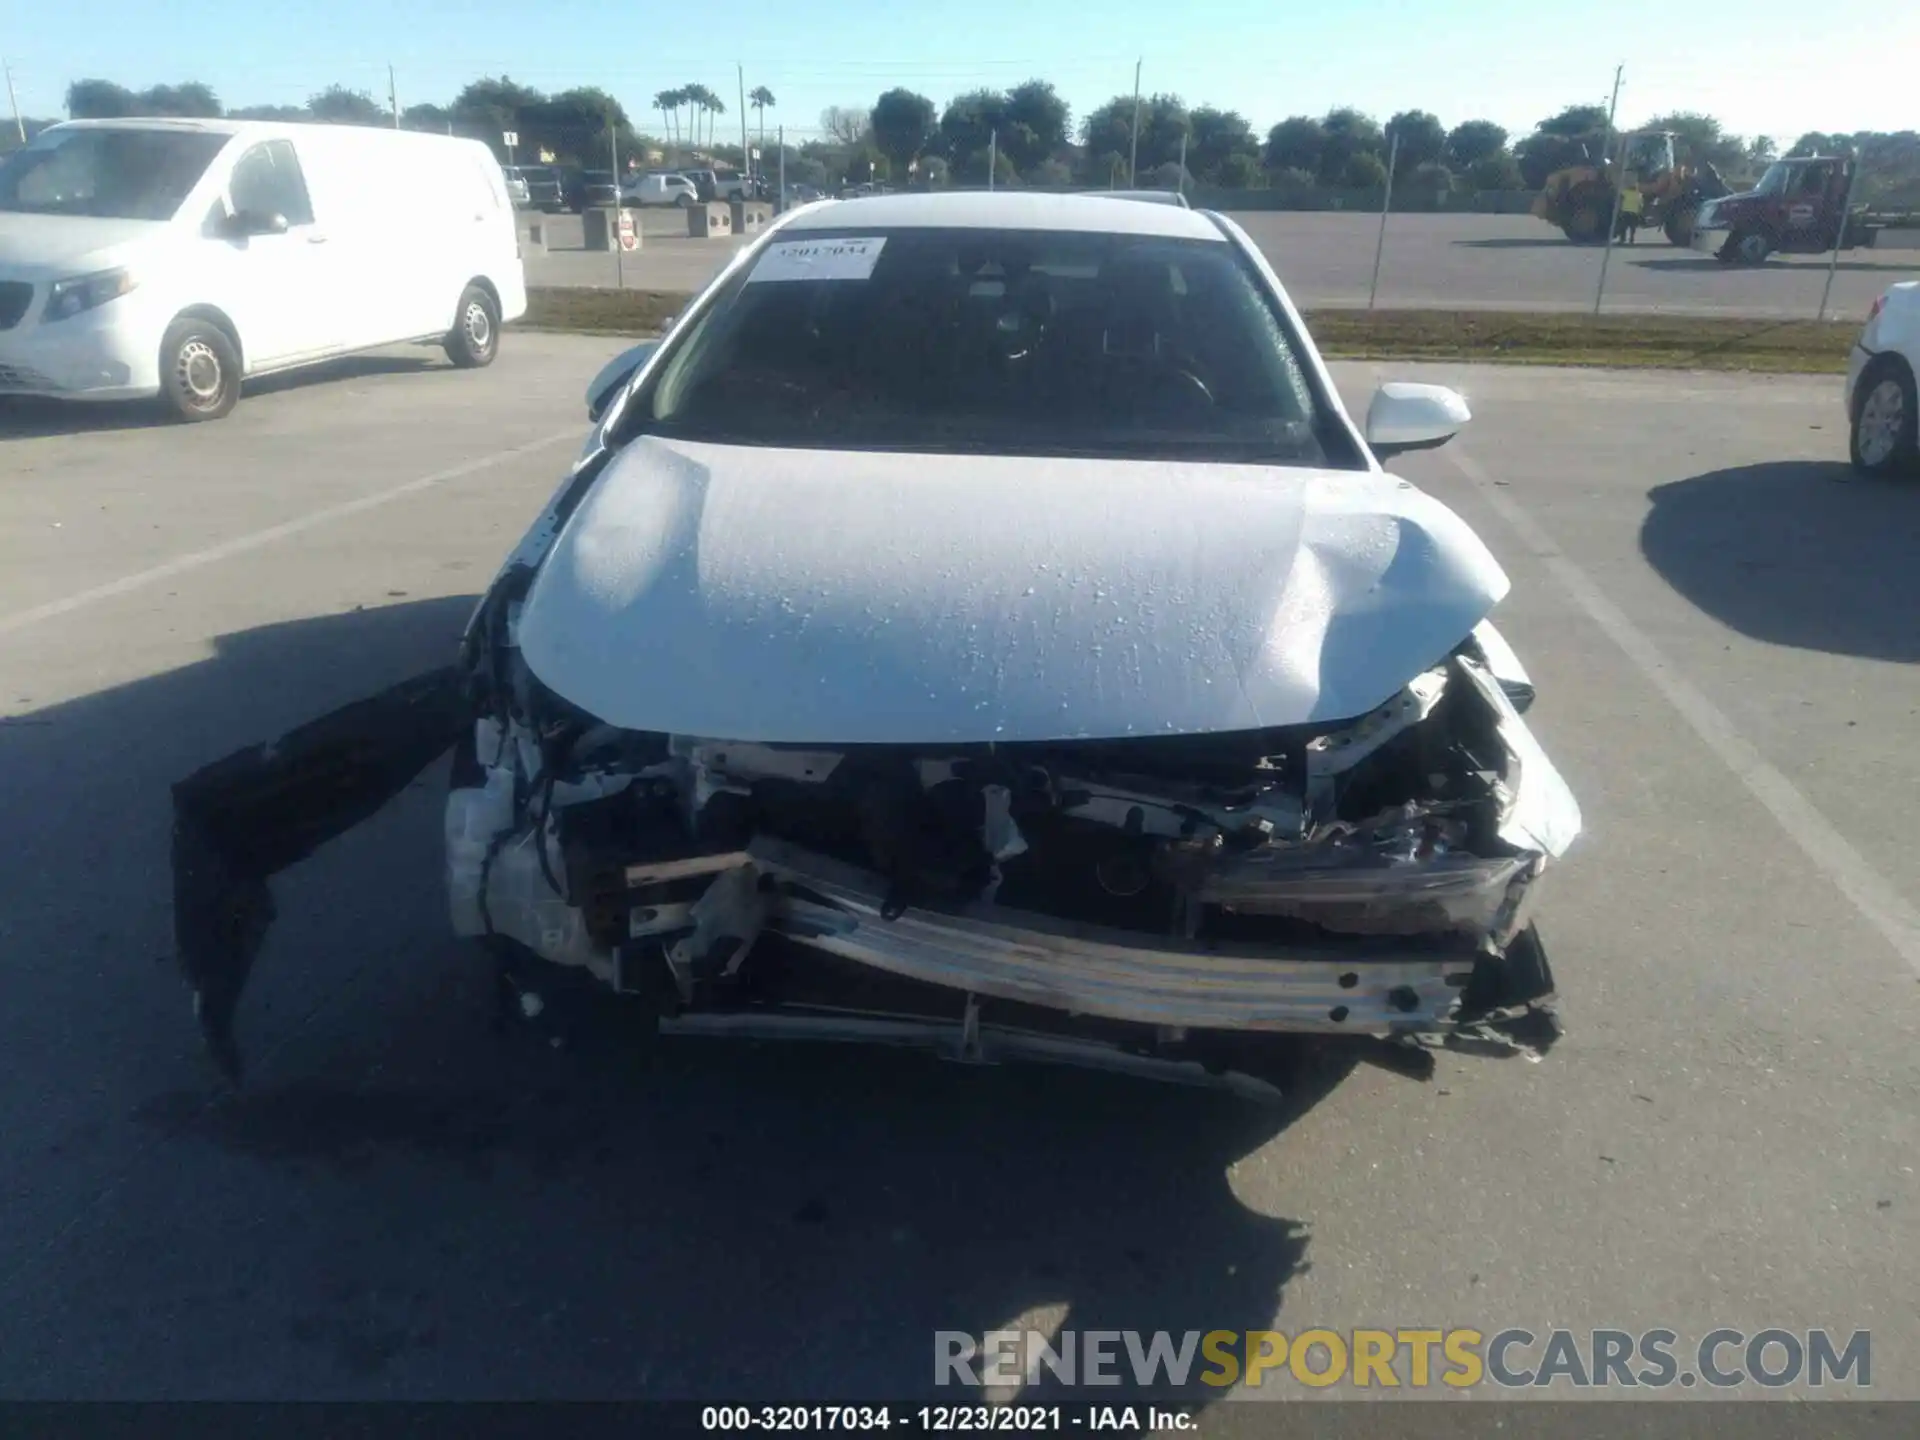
xmin=1 ymin=336 xmax=1917 ymax=1411
xmin=520 ymin=207 xmax=1918 ymax=321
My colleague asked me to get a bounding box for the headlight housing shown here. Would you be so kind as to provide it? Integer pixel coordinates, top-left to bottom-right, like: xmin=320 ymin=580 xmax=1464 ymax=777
xmin=41 ymin=267 xmax=138 ymax=324
xmin=1693 ymin=200 xmax=1720 ymax=229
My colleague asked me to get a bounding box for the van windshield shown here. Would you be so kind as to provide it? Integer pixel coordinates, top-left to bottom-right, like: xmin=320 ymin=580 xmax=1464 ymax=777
xmin=0 ymin=127 xmax=230 ymax=221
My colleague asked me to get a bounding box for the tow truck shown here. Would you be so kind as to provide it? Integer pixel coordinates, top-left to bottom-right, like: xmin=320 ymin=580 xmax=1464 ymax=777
xmin=1691 ymin=154 xmax=1920 ymax=265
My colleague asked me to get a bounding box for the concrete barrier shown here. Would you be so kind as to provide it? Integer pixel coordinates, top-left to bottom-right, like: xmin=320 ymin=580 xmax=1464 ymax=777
xmin=582 ymin=207 xmax=617 ymax=252
xmin=688 ymin=202 xmax=735 ymax=239
xmin=519 ymin=217 xmax=548 ymax=255
xmin=730 ymin=200 xmax=774 ymax=236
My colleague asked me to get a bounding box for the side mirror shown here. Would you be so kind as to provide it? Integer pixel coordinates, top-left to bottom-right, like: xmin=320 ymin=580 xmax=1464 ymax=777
xmin=1364 ymin=382 xmax=1470 ymax=460
xmin=224 ymin=208 xmax=289 ymax=238
xmin=585 ymin=340 xmax=661 ymax=422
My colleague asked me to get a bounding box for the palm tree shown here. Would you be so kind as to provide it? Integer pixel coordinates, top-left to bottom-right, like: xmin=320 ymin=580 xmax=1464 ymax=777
xmin=653 ymin=88 xmax=680 ymax=152
xmin=682 ymin=84 xmax=708 ymax=156
xmin=705 ymin=91 xmax=727 ymax=152
xmin=750 ymin=85 xmax=775 ymax=168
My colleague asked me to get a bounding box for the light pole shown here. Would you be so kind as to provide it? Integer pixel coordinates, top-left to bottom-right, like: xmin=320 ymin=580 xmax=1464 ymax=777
xmin=1127 ymin=59 xmax=1142 ymax=186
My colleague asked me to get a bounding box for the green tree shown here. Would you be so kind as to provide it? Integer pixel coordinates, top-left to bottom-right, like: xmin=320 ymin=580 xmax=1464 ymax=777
xmin=1002 ymin=79 xmax=1069 ymax=170
xmin=230 ymin=104 xmax=310 ymax=122
xmin=1538 ymin=104 xmax=1610 ymax=137
xmin=1081 ymin=93 xmax=1187 ymax=178
xmin=1466 ymin=151 xmax=1524 ymax=191
xmin=870 ymin=88 xmax=937 ymax=179
xmin=1186 ymin=106 xmax=1258 ymax=183
xmin=1318 ymin=108 xmax=1383 ymax=185
xmin=749 ymin=85 xmax=776 ymax=162
xmin=139 ymin=82 xmax=222 ymax=117
xmin=1444 ymin=119 xmax=1509 ymax=169
xmin=1263 ymin=115 xmax=1324 ymax=175
xmin=401 ymin=102 xmax=452 ymax=131
xmin=938 ymin=89 xmax=1007 ymax=164
xmin=1342 ymin=151 xmax=1389 ymax=189
xmin=1383 ymin=109 xmax=1445 ymax=172
xmin=66 ymin=79 xmax=137 ymax=118
xmin=1216 ymin=152 xmax=1265 ymax=188
xmin=308 ymin=85 xmax=385 ymax=125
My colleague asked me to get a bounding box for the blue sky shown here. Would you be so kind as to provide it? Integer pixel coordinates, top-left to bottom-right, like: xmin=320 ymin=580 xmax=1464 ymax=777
xmin=6 ymin=0 xmax=1915 ymax=144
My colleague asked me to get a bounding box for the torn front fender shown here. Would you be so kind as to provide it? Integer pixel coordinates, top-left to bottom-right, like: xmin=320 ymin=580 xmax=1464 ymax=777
xmin=170 ymin=667 xmax=470 ymax=1080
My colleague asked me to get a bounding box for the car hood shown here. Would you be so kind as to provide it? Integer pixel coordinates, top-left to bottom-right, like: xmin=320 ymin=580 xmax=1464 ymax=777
xmin=0 ymin=212 xmax=162 ymax=277
xmin=516 ymin=437 xmax=1511 ymax=745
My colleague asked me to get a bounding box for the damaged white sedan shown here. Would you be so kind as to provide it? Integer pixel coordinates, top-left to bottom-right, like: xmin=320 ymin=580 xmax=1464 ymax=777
xmin=172 ymin=193 xmax=1580 ymax=1096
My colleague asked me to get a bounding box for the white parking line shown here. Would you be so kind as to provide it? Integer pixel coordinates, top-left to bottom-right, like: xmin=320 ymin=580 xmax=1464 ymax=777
xmin=0 ymin=428 xmax=580 ymax=638
xmin=1445 ymin=444 xmax=1920 ymax=978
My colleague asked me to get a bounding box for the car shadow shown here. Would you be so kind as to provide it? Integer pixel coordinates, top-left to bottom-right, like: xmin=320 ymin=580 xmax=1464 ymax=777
xmin=1640 ymin=461 xmax=1920 ymax=662
xmin=0 ymin=353 xmax=449 ymax=438
xmin=0 ymin=596 xmax=1352 ymax=1404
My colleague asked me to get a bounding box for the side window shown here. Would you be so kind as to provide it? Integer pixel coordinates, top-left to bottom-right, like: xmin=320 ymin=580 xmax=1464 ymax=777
xmin=228 ymin=140 xmax=314 ymax=225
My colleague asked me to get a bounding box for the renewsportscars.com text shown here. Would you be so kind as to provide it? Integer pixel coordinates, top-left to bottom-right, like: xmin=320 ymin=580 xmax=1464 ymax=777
xmin=936 ymin=1328 xmax=1872 ymax=1391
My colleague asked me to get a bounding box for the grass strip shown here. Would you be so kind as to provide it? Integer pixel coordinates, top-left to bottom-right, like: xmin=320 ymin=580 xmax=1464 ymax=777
xmin=521 ymin=289 xmax=1854 ymax=375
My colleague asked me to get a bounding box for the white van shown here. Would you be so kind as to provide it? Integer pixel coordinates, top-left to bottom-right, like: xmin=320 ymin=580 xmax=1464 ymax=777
xmin=0 ymin=118 xmax=528 ymax=421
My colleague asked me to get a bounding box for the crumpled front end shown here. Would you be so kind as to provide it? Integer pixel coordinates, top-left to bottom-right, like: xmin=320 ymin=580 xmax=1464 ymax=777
xmin=168 ymin=577 xmax=1578 ymax=1094
xmin=438 ymin=580 xmax=1578 ymax=1092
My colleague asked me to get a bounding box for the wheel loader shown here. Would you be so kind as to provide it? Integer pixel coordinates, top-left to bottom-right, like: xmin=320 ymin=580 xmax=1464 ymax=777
xmin=1531 ymin=131 xmax=1731 ymax=246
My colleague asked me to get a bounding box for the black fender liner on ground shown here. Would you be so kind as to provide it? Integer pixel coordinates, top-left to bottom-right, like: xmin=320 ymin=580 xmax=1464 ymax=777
xmin=170 ymin=667 xmax=471 ymax=1081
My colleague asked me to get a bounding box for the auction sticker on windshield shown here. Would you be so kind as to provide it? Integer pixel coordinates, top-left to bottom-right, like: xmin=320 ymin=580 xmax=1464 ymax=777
xmin=747 ymin=237 xmax=887 ymax=283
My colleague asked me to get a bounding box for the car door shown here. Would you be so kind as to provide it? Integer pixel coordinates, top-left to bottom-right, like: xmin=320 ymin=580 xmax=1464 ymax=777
xmin=213 ymin=138 xmax=340 ymax=368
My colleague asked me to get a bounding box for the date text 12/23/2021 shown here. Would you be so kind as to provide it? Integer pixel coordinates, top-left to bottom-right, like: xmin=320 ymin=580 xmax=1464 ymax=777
xmin=701 ymin=1407 xmax=1192 ymax=1432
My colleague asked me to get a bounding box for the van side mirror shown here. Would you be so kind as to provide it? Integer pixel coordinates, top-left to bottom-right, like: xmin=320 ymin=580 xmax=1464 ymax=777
xmin=585 ymin=340 xmax=661 ymax=422
xmin=1364 ymin=382 xmax=1471 ymax=460
xmin=224 ymin=209 xmax=289 ymax=238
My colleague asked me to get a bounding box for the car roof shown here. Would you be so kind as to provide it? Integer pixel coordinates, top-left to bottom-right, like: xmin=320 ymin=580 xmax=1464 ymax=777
xmin=780 ymin=190 xmax=1225 ymax=240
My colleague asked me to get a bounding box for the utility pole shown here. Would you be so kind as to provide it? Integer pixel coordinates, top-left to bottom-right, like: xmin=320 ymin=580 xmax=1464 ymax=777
xmin=1128 ymin=59 xmax=1142 ymax=186
xmin=737 ymin=64 xmax=749 ymax=182
xmin=387 ymin=65 xmax=399 ymax=128
xmin=4 ymin=59 xmax=25 ymax=144
xmin=1176 ymin=131 xmax=1187 ymax=197
xmin=1593 ymin=63 xmax=1626 ymax=315
xmin=988 ymin=129 xmax=997 ymax=191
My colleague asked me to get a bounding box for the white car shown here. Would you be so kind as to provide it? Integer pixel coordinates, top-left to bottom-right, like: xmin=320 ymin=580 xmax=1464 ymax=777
xmin=622 ymin=173 xmax=699 ymax=208
xmin=1846 ymin=281 xmax=1919 ymax=476
xmin=0 ymin=118 xmax=527 ymax=421
xmin=171 ymin=193 xmax=1581 ymax=1095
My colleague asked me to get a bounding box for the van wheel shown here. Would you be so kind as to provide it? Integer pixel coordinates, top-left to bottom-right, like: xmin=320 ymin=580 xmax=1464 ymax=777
xmin=444 ymin=285 xmax=500 ymax=369
xmin=159 ymin=317 xmax=241 ymax=422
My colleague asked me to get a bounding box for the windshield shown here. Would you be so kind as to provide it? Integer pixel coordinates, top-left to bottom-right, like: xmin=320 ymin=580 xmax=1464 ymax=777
xmin=0 ymin=127 xmax=229 ymax=221
xmin=1753 ymin=162 xmax=1794 ymax=196
xmin=641 ymin=227 xmax=1358 ymax=468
